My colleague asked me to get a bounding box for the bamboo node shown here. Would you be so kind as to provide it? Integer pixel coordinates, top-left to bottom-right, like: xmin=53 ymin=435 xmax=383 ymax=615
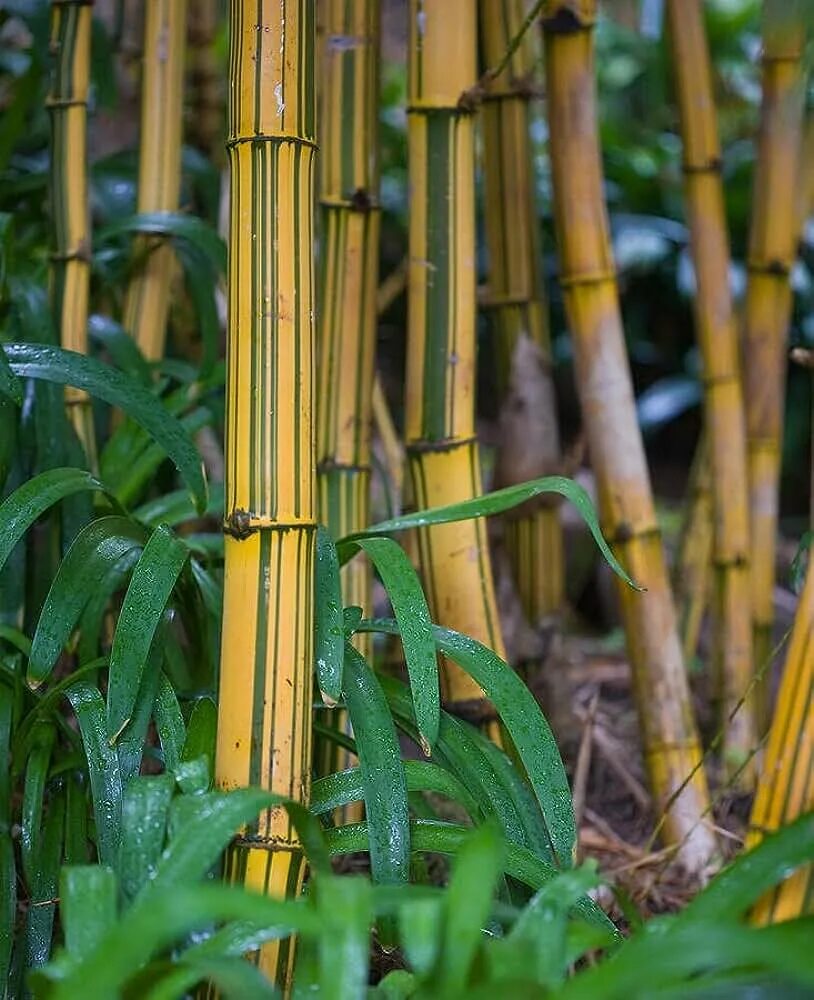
xmin=541 ymin=4 xmax=595 ymax=35
xmin=746 ymin=258 xmax=791 ymax=277
xmin=681 ymin=158 xmax=723 ymax=175
xmin=223 ymin=511 xmax=316 ymax=540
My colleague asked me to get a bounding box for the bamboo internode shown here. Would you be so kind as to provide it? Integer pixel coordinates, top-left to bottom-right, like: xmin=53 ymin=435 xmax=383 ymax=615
xmin=123 ymin=0 xmax=187 ymax=362
xmin=541 ymin=0 xmax=717 ymax=872
xmin=215 ymin=1 xmax=316 ymax=983
xmin=667 ymin=0 xmax=756 ymax=779
xmin=742 ymin=0 xmax=805 ymax=708
xmin=405 ymin=0 xmax=506 ymax=713
xmin=748 ymin=546 xmax=814 ymax=923
xmin=48 ymin=0 xmax=95 ymax=463
xmin=479 ymin=0 xmax=563 ymax=627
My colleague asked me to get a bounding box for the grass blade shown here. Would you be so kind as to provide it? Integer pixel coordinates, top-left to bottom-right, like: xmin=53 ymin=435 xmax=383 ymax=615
xmin=119 ymin=775 xmax=174 ymax=902
xmin=315 ymin=526 xmax=344 ymax=702
xmin=61 ymin=865 xmax=118 ymax=961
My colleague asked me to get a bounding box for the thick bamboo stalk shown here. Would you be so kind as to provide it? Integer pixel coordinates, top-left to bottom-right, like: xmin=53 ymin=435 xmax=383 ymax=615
xmin=188 ymin=0 xmax=223 ymax=161
xmin=479 ymin=0 xmax=564 ymax=628
xmin=748 ymin=545 xmax=814 ymax=923
xmin=405 ymin=0 xmax=506 ymax=716
xmin=541 ymin=0 xmax=717 ymax=873
xmin=316 ymin=0 xmax=380 ymax=631
xmin=215 ymin=2 xmax=316 ymax=984
xmin=123 ymin=0 xmax=187 ymax=362
xmin=742 ymin=1 xmax=805 ymax=702
xmin=48 ymin=0 xmax=96 ymax=464
xmin=666 ymin=0 xmax=756 ymax=778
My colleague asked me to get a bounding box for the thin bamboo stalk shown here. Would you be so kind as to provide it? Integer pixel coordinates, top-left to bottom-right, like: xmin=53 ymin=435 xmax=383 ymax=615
xmin=215 ymin=2 xmax=316 ymax=984
xmin=405 ymin=0 xmax=506 ymax=718
xmin=748 ymin=544 xmax=814 ymax=923
xmin=742 ymin=0 xmax=806 ymax=707
xmin=674 ymin=434 xmax=714 ymax=666
xmin=666 ymin=0 xmax=756 ymax=778
xmin=123 ymin=0 xmax=187 ymax=362
xmin=541 ymin=0 xmax=717 ymax=873
xmin=316 ymin=0 xmax=380 ymax=633
xmin=48 ymin=0 xmax=96 ymax=465
xmin=479 ymin=0 xmax=563 ymax=628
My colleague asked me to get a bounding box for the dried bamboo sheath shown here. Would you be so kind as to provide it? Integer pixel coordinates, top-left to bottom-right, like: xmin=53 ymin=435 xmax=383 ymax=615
xmin=124 ymin=0 xmax=187 ymax=362
xmin=667 ymin=0 xmax=756 ymax=776
xmin=215 ymin=2 xmax=316 ymax=983
xmin=749 ymin=548 xmax=814 ymax=923
xmin=542 ymin=0 xmax=716 ymax=872
xmin=406 ymin=0 xmax=506 ymax=712
xmin=743 ymin=1 xmax=805 ymax=689
xmin=480 ymin=0 xmax=564 ymax=626
xmin=48 ymin=0 xmax=95 ymax=460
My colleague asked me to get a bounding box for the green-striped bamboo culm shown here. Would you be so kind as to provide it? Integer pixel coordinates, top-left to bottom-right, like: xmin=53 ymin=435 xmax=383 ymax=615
xmin=479 ymin=0 xmax=564 ymax=629
xmin=123 ymin=0 xmax=187 ymax=362
xmin=48 ymin=0 xmax=95 ymax=464
xmin=405 ymin=0 xmax=507 ymax=724
xmin=215 ymin=1 xmax=316 ymax=985
xmin=541 ymin=0 xmax=718 ymax=874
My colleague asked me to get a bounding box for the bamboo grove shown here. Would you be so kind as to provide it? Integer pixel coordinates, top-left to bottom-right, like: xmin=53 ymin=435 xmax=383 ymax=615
xmin=33 ymin=0 xmax=814 ymax=977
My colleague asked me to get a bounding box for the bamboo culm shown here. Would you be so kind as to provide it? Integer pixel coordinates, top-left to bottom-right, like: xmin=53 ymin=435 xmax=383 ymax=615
xmin=541 ymin=0 xmax=718 ymax=874
xmin=215 ymin=2 xmax=316 ymax=985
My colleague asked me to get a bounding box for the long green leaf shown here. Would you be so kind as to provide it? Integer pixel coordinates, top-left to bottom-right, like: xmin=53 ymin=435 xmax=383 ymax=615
xmin=28 ymin=516 xmax=146 ymax=687
xmin=346 ymin=536 xmax=439 ymax=750
xmin=0 ymin=467 xmax=118 ymax=575
xmin=119 ymin=775 xmax=174 ymax=902
xmin=65 ymin=681 xmax=123 ymax=868
xmin=134 ymin=481 xmax=225 ymax=528
xmin=315 ymin=526 xmax=344 ymax=702
xmin=153 ymin=674 xmax=186 ymax=775
xmin=342 ymin=644 xmax=410 ymax=886
xmin=25 ymin=785 xmax=65 ymax=970
xmin=60 ymin=865 xmax=118 ymax=961
xmin=339 ymin=475 xmax=638 ymax=590
xmin=98 ymin=211 xmax=226 ymax=273
xmin=314 ymin=875 xmax=372 ymax=1000
xmin=107 ymin=525 xmax=188 ymax=741
xmin=20 ymin=721 xmax=56 ymax=886
xmin=5 ymin=344 xmax=208 ymax=512
xmin=365 ymin=620 xmax=574 ymax=867
xmin=0 ymin=680 xmax=16 ymax=987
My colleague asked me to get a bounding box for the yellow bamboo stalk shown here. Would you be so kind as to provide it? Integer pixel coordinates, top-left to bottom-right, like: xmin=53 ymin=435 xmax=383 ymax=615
xmin=123 ymin=0 xmax=187 ymax=362
xmin=541 ymin=0 xmax=717 ymax=873
xmin=748 ymin=544 xmax=814 ymax=923
xmin=479 ymin=0 xmax=564 ymax=628
xmin=317 ymin=0 xmax=380 ymax=632
xmin=48 ymin=0 xmax=96 ymax=465
xmin=742 ymin=1 xmax=806 ymax=704
xmin=215 ymin=2 xmax=316 ymax=983
xmin=187 ymin=0 xmax=223 ymax=161
xmin=674 ymin=436 xmax=714 ymax=666
xmin=666 ymin=0 xmax=756 ymax=779
xmin=405 ymin=0 xmax=506 ymax=718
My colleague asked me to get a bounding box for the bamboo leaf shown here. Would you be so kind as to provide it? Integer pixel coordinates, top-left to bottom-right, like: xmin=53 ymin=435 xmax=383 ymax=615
xmin=60 ymin=865 xmax=118 ymax=961
xmin=134 ymin=481 xmax=225 ymax=528
xmin=314 ymin=875 xmax=372 ymax=1000
xmin=364 ymin=620 xmax=575 ymax=868
xmin=107 ymin=525 xmax=188 ymax=742
xmin=141 ymin=956 xmax=280 ymax=1000
xmin=24 ymin=785 xmax=65 ymax=970
xmin=339 ymin=475 xmax=638 ymax=590
xmin=0 ymin=680 xmax=16 ymax=988
xmin=0 ymin=342 xmax=22 ymax=405
xmin=0 ymin=468 xmax=119 ymax=576
xmin=346 ymin=537 xmax=439 ymax=751
xmin=342 ymin=644 xmax=410 ymax=886
xmin=20 ymin=721 xmax=55 ymax=886
xmin=65 ymin=681 xmax=123 ymax=868
xmin=4 ymin=344 xmax=208 ymax=513
xmin=28 ymin=516 xmax=146 ymax=688
xmin=181 ymin=697 xmax=217 ymax=782
xmin=88 ymin=313 xmax=152 ymax=385
xmin=115 ymin=639 xmax=163 ymax=786
xmin=119 ymin=775 xmax=174 ymax=903
xmin=315 ymin=526 xmax=344 ymax=702
xmin=311 ymin=760 xmax=480 ymax=822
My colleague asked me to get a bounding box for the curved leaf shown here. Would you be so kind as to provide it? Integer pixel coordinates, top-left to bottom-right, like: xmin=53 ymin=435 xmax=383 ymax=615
xmin=339 ymin=475 xmax=638 ymax=590
xmin=119 ymin=775 xmax=174 ymax=902
xmin=98 ymin=211 xmax=226 ymax=273
xmin=28 ymin=516 xmax=146 ymax=688
xmin=107 ymin=525 xmax=188 ymax=742
xmin=343 ymin=644 xmax=410 ymax=885
xmin=0 ymin=468 xmax=119 ymax=576
xmin=5 ymin=344 xmax=207 ymax=513
xmin=315 ymin=527 xmax=344 ymax=702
